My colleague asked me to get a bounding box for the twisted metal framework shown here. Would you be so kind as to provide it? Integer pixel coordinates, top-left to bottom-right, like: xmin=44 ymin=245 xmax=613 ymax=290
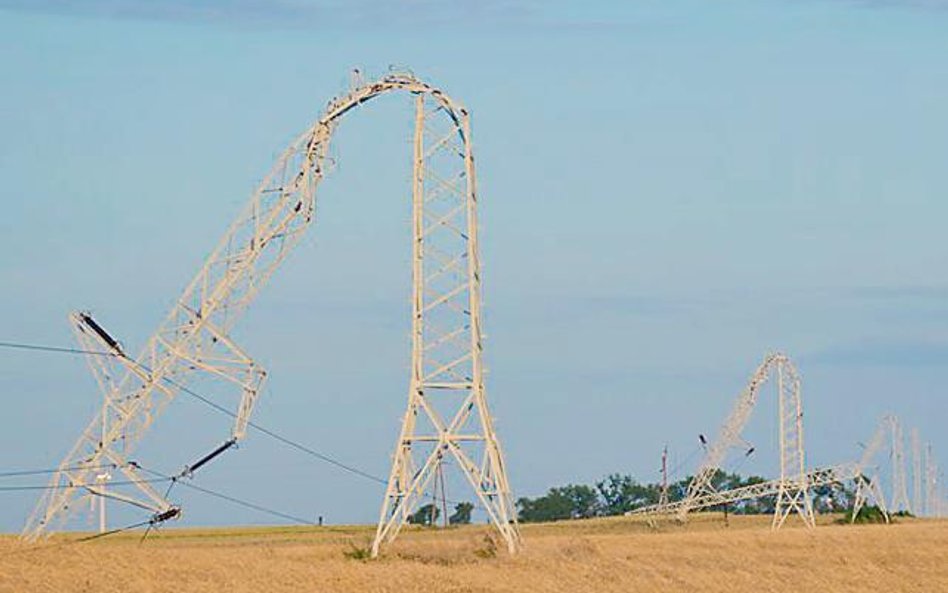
xmin=677 ymin=353 xmax=814 ymax=529
xmin=851 ymin=416 xmax=948 ymax=519
xmin=23 ymin=73 xmax=520 ymax=555
xmin=630 ymin=462 xmax=862 ymax=519
xmin=632 ymin=415 xmax=897 ymax=522
xmin=848 ymin=415 xmax=894 ymax=522
xmin=849 ymin=413 xmax=922 ymax=520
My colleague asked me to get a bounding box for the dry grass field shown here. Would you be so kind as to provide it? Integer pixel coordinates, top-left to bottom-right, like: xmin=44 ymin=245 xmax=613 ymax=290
xmin=1 ymin=514 xmax=946 ymax=593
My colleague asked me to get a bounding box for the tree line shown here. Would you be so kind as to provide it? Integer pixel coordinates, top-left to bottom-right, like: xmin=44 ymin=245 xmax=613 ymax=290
xmin=399 ymin=470 xmax=862 ymax=526
xmin=516 ymin=470 xmax=857 ymax=523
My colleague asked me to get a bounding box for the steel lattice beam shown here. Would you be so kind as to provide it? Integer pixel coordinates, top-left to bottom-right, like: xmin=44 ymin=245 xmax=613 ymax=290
xmin=23 ymin=73 xmax=521 ymax=555
xmin=677 ymin=353 xmax=815 ymax=529
xmin=370 ymin=91 xmax=520 ymax=556
xmin=630 ymin=462 xmax=865 ymax=518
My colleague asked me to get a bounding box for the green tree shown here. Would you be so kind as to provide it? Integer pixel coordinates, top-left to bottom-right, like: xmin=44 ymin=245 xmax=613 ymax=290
xmin=408 ymin=503 xmax=440 ymax=526
xmin=517 ymin=491 xmax=573 ymax=523
xmin=517 ymin=484 xmax=602 ymax=522
xmin=559 ymin=484 xmax=601 ymax=518
xmin=595 ymin=474 xmax=658 ymax=515
xmin=449 ymin=502 xmax=474 ymax=525
xmin=841 ymin=504 xmax=888 ymax=524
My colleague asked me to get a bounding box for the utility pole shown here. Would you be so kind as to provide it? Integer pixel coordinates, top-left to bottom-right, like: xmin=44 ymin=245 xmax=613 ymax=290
xmin=658 ymin=445 xmax=669 ymax=509
xmin=438 ymin=460 xmax=448 ymax=528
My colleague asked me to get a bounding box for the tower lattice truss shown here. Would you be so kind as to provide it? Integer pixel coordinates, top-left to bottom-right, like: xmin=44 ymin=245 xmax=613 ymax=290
xmin=678 ymin=353 xmax=815 ymax=529
xmin=371 ymin=93 xmax=520 ymax=554
xmin=23 ymin=73 xmax=521 ymax=556
xmin=849 ymin=413 xmax=945 ymax=520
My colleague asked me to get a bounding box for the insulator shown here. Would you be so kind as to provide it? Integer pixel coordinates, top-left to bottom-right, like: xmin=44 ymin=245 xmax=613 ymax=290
xmin=150 ymin=506 xmax=181 ymax=525
xmin=78 ymin=312 xmax=124 ymax=355
xmin=185 ymin=438 xmax=237 ymax=476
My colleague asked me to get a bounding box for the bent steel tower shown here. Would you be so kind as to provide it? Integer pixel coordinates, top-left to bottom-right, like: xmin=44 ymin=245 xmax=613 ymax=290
xmin=678 ymin=353 xmax=814 ymax=529
xmin=371 ymin=90 xmax=520 ymax=555
xmin=23 ymin=72 xmax=521 ymax=556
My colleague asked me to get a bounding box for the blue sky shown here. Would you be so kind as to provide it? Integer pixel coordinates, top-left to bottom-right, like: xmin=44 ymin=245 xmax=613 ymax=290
xmin=0 ymin=0 xmax=946 ymax=531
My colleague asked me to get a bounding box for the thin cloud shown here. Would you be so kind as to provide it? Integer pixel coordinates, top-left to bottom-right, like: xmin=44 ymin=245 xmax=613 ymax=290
xmin=856 ymin=0 xmax=948 ymax=8
xmin=794 ymin=0 xmax=948 ymax=10
xmin=845 ymin=285 xmax=948 ymax=302
xmin=0 ymin=0 xmax=541 ymax=28
xmin=803 ymin=340 xmax=948 ymax=367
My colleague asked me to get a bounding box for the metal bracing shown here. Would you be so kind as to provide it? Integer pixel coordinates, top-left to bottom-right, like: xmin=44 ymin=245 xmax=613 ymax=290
xmin=630 ymin=462 xmax=864 ymax=519
xmin=848 ymin=414 xmax=913 ymax=522
xmin=71 ymin=313 xmax=117 ymax=533
xmin=23 ymin=73 xmax=519 ymax=554
xmin=370 ymin=91 xmax=520 ymax=557
xmin=677 ymin=353 xmax=814 ymax=529
xmin=848 ymin=413 xmax=925 ymax=519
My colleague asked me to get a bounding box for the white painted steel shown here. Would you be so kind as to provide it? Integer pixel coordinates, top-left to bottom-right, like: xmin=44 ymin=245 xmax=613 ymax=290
xmin=676 ymin=353 xmax=815 ymax=529
xmin=23 ymin=74 xmax=520 ymax=556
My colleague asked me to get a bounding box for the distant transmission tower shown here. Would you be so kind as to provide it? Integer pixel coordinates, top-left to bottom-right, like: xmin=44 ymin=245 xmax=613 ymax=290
xmin=657 ymin=445 xmax=670 ymax=509
xmin=925 ymin=443 xmax=938 ymax=517
xmin=849 ymin=414 xmax=900 ymax=523
xmin=911 ymin=428 xmax=922 ymax=516
xmin=678 ymin=353 xmax=814 ymax=529
xmin=23 ymin=73 xmax=520 ymax=555
xmin=889 ymin=416 xmax=911 ymax=513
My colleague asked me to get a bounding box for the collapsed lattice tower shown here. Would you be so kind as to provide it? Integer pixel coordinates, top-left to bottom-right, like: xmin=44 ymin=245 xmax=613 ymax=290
xmin=678 ymin=353 xmax=814 ymax=529
xmin=22 ymin=73 xmax=521 ymax=557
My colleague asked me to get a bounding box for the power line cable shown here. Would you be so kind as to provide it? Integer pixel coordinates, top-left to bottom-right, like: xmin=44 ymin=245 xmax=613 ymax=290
xmin=0 ymin=339 xmax=387 ymax=485
xmin=75 ymin=518 xmax=155 ymax=543
xmin=0 ymin=517 xmax=157 ymax=561
xmin=0 ymin=477 xmax=169 ymax=492
xmin=0 ymin=462 xmax=118 ymax=479
xmin=0 ymin=339 xmax=488 ymax=514
xmin=165 ymin=377 xmax=389 ymax=485
xmin=667 ymin=445 xmax=702 ymax=481
xmin=137 ymin=466 xmax=315 ymax=525
xmin=0 ymin=341 xmax=112 ymax=357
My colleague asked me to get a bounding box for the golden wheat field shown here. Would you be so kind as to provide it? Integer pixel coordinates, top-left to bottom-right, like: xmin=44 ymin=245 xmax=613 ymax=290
xmin=1 ymin=514 xmax=946 ymax=593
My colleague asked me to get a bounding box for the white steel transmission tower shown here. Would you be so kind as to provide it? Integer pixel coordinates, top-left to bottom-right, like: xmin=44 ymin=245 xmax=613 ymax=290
xmin=22 ymin=73 xmax=520 ymax=555
xmin=849 ymin=415 xmax=895 ymax=522
xmin=889 ymin=416 xmax=911 ymax=513
xmin=924 ymin=443 xmax=939 ymax=517
xmin=911 ymin=428 xmax=922 ymax=516
xmin=636 ymin=408 xmax=896 ymax=525
xmin=370 ymin=92 xmax=520 ymax=556
xmin=678 ymin=353 xmax=814 ymax=529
